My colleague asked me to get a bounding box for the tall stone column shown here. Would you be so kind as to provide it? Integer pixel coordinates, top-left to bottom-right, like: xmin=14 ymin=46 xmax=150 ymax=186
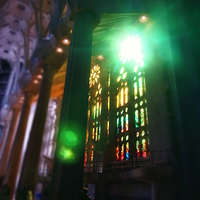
xmin=5 ymin=92 xmax=33 ymax=199
xmin=50 ymin=10 xmax=99 ymax=200
xmin=0 ymin=108 xmax=20 ymax=178
xmin=18 ymin=64 xmax=55 ymax=191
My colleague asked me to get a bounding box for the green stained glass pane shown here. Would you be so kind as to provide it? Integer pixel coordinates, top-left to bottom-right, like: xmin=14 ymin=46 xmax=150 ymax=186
xmin=134 ymin=82 xmax=137 ymax=99
xmin=140 ymin=108 xmax=145 ymax=126
xmin=135 ymin=110 xmax=139 ymax=128
xmin=117 ymin=118 xmax=119 ymax=134
xmin=139 ymin=77 xmax=143 ymax=97
xmin=145 ymin=107 xmax=148 ymax=124
xmin=121 ymin=116 xmax=124 ymax=132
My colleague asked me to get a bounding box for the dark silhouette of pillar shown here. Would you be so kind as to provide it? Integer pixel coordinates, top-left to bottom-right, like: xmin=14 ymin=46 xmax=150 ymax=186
xmin=0 ymin=108 xmax=20 ymax=178
xmin=18 ymin=64 xmax=55 ymax=191
xmin=5 ymin=92 xmax=33 ymax=200
xmin=50 ymin=10 xmax=99 ymax=200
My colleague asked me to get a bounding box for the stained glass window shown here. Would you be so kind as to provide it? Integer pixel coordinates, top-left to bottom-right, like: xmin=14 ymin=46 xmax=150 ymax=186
xmin=92 ymin=128 xmax=95 ymax=139
xmin=108 ymin=96 xmax=110 ymax=111
xmin=107 ymin=121 xmax=109 ymax=136
xmin=125 ymin=87 xmax=128 ymax=104
xmin=142 ymin=139 xmax=146 ymax=158
xmin=136 ymin=140 xmax=140 ymax=157
xmin=97 ymin=102 xmax=99 ymax=117
xmin=121 ymin=137 xmax=124 ymax=142
xmin=93 ymin=106 xmax=96 ymax=119
xmin=125 ymin=114 xmax=129 ymax=131
xmin=134 ymin=82 xmax=137 ymax=99
xmin=140 ymin=108 xmax=145 ymax=126
xmin=117 ymin=94 xmax=119 ymax=108
xmin=88 ymin=110 xmax=90 ymax=121
xmin=98 ymin=125 xmax=101 ymax=140
xmin=116 ymin=145 xmax=119 ymax=160
xmin=86 ymin=129 xmax=89 ymax=143
xmin=126 ymin=135 xmax=129 ymax=140
xmin=144 ymin=77 xmax=146 ymax=93
xmin=117 ymin=118 xmax=119 ymax=134
xmin=108 ymin=73 xmax=110 ymax=86
xmin=121 ymin=88 xmax=124 ymax=106
xmin=121 ymin=144 xmax=124 ymax=160
xmin=89 ymin=65 xmax=100 ymax=87
xmin=136 ymin=132 xmax=139 ymax=137
xmin=117 ymin=76 xmax=121 ymax=82
xmin=141 ymin=130 xmax=145 ymax=136
xmin=84 ymin=148 xmax=87 ymax=166
xmin=135 ymin=110 xmax=139 ymax=128
xmin=95 ymin=127 xmax=98 ymax=141
xmin=122 ymin=72 xmax=127 ymax=79
xmin=126 ymin=142 xmax=129 ymax=160
xmin=121 ymin=116 xmax=124 ymax=132
xmin=139 ymin=77 xmax=143 ymax=97
xmin=145 ymin=107 xmax=148 ymax=124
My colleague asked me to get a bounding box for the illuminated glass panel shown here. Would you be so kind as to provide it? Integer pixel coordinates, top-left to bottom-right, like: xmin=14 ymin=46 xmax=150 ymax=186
xmin=136 ymin=140 xmax=140 ymax=157
xmin=139 ymin=77 xmax=143 ymax=97
xmin=88 ymin=109 xmax=90 ymax=121
xmin=92 ymin=128 xmax=95 ymax=139
xmin=107 ymin=121 xmax=109 ymax=136
xmin=140 ymin=101 xmax=143 ymax=106
xmin=141 ymin=130 xmax=145 ymax=136
xmin=116 ymin=118 xmax=119 ymax=134
xmin=121 ymin=116 xmax=124 ymax=132
xmin=144 ymin=77 xmax=146 ymax=93
xmin=93 ymin=106 xmax=96 ymax=119
xmin=84 ymin=149 xmax=87 ymax=166
xmin=121 ymin=88 xmax=124 ymax=106
xmin=86 ymin=129 xmax=89 ymax=143
xmin=122 ymin=72 xmax=127 ymax=79
xmin=125 ymin=114 xmax=129 ymax=131
xmin=100 ymin=102 xmax=102 ymax=116
xmin=108 ymin=73 xmax=110 ymax=86
xmin=120 ymin=67 xmax=124 ymax=74
xmin=135 ymin=103 xmax=138 ymax=108
xmin=98 ymin=125 xmax=101 ymax=140
xmin=135 ymin=110 xmax=139 ymax=128
xmin=136 ymin=132 xmax=139 ymax=137
xmin=142 ymin=139 xmax=147 ymax=158
xmin=145 ymin=107 xmax=148 ymax=124
xmin=89 ymin=65 xmax=100 ymax=87
xmin=125 ymin=107 xmax=128 ymax=112
xmin=121 ymin=144 xmax=124 ymax=160
xmin=121 ymin=137 xmax=124 ymax=142
xmin=108 ymin=96 xmax=110 ymax=111
xmin=126 ymin=135 xmax=129 ymax=140
xmin=91 ymin=150 xmax=93 ymax=162
xmin=117 ymin=94 xmax=119 ymax=108
xmin=117 ymin=76 xmax=121 ymax=82
xmin=95 ymin=127 xmax=98 ymax=141
xmin=140 ymin=108 xmax=145 ymax=126
xmin=134 ymin=82 xmax=137 ymax=99
xmin=125 ymin=87 xmax=128 ymax=104
xmin=126 ymin=142 xmax=129 ymax=160
xmin=116 ymin=145 xmax=119 ymax=160
xmin=97 ymin=102 xmax=99 ymax=117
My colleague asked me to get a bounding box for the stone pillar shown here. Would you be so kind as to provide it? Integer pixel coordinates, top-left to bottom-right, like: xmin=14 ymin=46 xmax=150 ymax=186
xmin=0 ymin=108 xmax=20 ymax=178
xmin=18 ymin=64 xmax=55 ymax=191
xmin=50 ymin=10 xmax=98 ymax=200
xmin=5 ymin=92 xmax=33 ymax=199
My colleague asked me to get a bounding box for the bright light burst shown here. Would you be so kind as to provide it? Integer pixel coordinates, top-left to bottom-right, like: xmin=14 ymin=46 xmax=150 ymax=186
xmin=120 ymin=34 xmax=143 ymax=64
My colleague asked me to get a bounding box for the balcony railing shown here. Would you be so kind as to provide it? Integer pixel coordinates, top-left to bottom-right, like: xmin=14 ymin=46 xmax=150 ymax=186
xmin=84 ymin=149 xmax=173 ymax=173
